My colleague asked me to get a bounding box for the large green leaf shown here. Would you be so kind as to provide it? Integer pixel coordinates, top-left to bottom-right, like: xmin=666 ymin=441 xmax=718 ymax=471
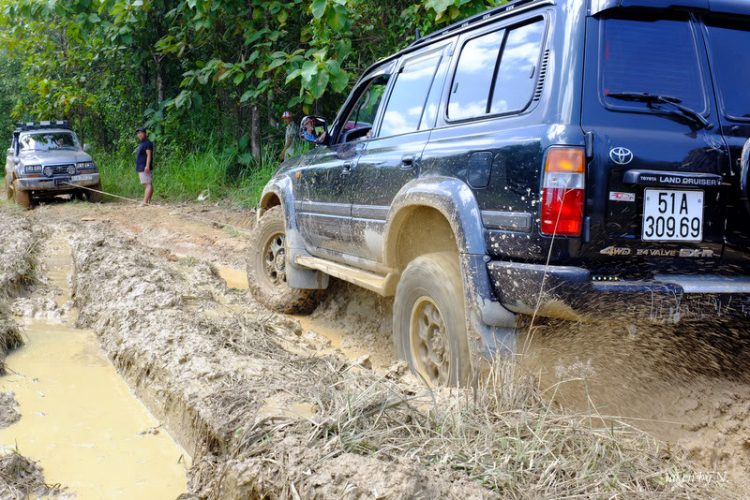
xmin=311 ymin=0 xmax=326 ymax=19
xmin=326 ymin=4 xmax=349 ymax=32
xmin=426 ymin=0 xmax=454 ymax=15
xmin=312 ymin=69 xmax=329 ymax=98
xmin=300 ymin=60 xmax=318 ymax=84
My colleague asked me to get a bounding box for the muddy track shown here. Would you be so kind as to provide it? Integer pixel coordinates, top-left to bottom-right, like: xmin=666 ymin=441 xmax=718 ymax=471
xmin=5 ymin=199 xmax=748 ymax=498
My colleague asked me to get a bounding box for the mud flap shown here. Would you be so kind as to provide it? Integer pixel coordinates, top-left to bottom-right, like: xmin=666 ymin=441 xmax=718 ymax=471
xmin=461 ymin=254 xmax=519 ymax=357
xmin=287 ymin=248 xmax=330 ymax=290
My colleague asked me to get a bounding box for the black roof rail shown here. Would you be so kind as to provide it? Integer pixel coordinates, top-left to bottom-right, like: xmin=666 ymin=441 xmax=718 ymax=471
xmin=408 ymin=0 xmax=550 ymax=48
xmin=14 ymin=120 xmax=70 ymax=131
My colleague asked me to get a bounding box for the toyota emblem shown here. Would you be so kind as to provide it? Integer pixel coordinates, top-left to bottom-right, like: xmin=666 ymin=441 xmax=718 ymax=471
xmin=610 ymin=147 xmax=633 ymax=165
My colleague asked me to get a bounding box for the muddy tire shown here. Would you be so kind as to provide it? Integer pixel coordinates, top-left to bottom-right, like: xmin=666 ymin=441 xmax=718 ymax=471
xmin=12 ymin=181 xmax=31 ymax=208
xmin=87 ymin=182 xmax=103 ymax=203
xmin=247 ymin=206 xmax=321 ymax=314
xmin=393 ymin=252 xmax=471 ymax=387
xmin=4 ymin=175 xmax=12 ymax=201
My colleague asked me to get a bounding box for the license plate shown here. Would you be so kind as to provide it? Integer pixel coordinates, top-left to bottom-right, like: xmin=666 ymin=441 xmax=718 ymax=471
xmin=642 ymin=189 xmax=703 ymax=241
xmin=71 ymin=174 xmax=93 ymax=181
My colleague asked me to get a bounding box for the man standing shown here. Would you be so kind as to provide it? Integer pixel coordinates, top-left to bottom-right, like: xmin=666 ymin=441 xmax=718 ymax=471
xmin=135 ymin=127 xmax=153 ymax=206
xmin=280 ymin=111 xmax=300 ymax=161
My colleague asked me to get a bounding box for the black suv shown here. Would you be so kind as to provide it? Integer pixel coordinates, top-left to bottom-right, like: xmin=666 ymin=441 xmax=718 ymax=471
xmin=249 ymin=0 xmax=750 ymax=386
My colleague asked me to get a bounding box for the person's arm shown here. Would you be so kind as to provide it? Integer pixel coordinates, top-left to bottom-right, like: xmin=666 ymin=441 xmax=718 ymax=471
xmin=145 ymin=149 xmax=152 ymax=173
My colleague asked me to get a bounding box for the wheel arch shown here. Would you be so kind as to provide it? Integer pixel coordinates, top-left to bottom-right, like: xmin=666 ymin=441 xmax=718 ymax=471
xmin=384 ymin=176 xmax=487 ymax=272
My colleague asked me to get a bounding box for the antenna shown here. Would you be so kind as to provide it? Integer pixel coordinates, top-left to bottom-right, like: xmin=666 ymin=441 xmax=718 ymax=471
xmin=416 ymin=28 xmax=421 ymax=41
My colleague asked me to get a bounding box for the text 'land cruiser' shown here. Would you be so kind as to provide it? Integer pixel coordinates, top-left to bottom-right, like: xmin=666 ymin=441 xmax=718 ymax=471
xmin=249 ymin=0 xmax=750 ymax=386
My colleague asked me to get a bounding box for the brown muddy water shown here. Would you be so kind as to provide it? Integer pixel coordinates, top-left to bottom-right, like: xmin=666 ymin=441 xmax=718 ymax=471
xmin=0 ymin=236 xmax=189 ymax=499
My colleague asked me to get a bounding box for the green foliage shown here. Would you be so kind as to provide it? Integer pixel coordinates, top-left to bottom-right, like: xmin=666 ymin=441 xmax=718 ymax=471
xmin=0 ymin=0 xmax=506 ymax=205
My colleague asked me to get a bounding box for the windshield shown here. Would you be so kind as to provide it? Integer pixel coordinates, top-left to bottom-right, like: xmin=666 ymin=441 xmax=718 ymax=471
xmin=705 ymin=18 xmax=750 ymax=120
xmin=600 ymin=14 xmax=706 ymax=113
xmin=20 ymin=132 xmax=80 ymax=152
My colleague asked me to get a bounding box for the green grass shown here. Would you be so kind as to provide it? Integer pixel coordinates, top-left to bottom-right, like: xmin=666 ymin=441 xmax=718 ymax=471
xmin=96 ymin=145 xmax=280 ymax=208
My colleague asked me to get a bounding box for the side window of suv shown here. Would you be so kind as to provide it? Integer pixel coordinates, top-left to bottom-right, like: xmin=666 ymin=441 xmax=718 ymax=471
xmin=377 ymin=55 xmax=442 ymax=138
xmin=448 ymin=18 xmax=546 ymax=120
xmin=340 ymin=75 xmax=390 ymax=143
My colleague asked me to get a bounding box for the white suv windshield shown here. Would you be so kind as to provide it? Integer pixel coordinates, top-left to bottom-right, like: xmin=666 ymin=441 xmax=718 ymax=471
xmin=20 ymin=132 xmax=80 ymax=152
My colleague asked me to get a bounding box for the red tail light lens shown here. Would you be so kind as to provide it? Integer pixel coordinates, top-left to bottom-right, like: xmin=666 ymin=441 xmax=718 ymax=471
xmin=541 ymin=147 xmax=585 ymax=237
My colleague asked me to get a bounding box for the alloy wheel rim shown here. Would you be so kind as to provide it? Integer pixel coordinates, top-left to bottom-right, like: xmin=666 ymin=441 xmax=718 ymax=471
xmin=262 ymin=232 xmax=287 ymax=288
xmin=409 ymin=297 xmax=450 ymax=386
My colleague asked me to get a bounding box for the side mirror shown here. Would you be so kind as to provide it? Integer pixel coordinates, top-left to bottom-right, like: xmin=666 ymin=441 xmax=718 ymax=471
xmin=299 ymin=116 xmax=328 ymax=145
xmin=83 ymin=144 xmax=92 ymax=152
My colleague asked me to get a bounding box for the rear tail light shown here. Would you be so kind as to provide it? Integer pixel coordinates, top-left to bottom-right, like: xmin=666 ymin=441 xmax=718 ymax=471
xmin=540 ymin=147 xmax=585 ymax=237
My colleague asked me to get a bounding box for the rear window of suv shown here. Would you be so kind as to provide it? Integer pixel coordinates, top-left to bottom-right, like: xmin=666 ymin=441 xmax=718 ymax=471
xmin=705 ymin=19 xmax=750 ymax=120
xmin=601 ymin=15 xmax=706 ymax=113
xmin=448 ymin=18 xmax=545 ymax=120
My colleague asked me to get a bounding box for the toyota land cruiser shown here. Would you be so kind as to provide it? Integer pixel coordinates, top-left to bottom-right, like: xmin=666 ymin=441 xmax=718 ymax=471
xmin=5 ymin=121 xmax=102 ymax=208
xmin=249 ymin=0 xmax=750 ymax=386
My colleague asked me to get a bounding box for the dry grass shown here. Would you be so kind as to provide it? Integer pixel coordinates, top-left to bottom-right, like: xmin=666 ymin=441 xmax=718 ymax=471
xmin=190 ymin=335 xmax=738 ymax=499
xmin=0 ymin=310 xmax=22 ymax=375
xmin=0 ymin=449 xmax=66 ymax=499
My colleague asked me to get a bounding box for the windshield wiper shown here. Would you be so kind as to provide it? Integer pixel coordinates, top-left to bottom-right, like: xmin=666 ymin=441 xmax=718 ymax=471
xmin=607 ymin=92 xmax=711 ymax=130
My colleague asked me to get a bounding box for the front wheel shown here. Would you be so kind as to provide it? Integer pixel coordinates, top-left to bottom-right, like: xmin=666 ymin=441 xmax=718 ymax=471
xmin=12 ymin=180 xmax=31 ymax=208
xmin=247 ymin=206 xmax=322 ymax=314
xmin=86 ymin=181 xmax=103 ymax=202
xmin=393 ymin=252 xmax=471 ymax=387
xmin=5 ymin=175 xmax=12 ymax=201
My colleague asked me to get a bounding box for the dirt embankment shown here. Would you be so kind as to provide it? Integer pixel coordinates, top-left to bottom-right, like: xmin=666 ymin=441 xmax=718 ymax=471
xmin=0 ymin=212 xmax=38 ymax=374
xmin=40 ymin=201 xmax=737 ymax=499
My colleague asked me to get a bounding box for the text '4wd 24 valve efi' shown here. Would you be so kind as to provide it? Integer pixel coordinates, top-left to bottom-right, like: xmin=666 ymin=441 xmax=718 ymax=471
xmin=248 ymin=0 xmax=750 ymax=387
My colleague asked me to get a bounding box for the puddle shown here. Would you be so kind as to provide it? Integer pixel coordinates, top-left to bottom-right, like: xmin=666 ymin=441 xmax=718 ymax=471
xmin=0 ymin=236 xmax=189 ymax=499
xmin=218 ymin=265 xmax=248 ymax=290
xmin=257 ymin=397 xmax=315 ymax=420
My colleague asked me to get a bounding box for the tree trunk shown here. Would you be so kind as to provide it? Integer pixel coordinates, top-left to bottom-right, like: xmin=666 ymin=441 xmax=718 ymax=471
xmin=267 ymin=94 xmax=278 ymax=130
xmin=251 ymin=103 xmax=261 ymax=164
xmin=155 ymin=57 xmax=165 ymax=105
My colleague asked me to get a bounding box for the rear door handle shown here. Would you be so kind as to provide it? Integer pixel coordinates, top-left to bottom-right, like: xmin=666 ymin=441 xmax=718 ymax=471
xmin=342 ymin=161 xmax=353 ymax=175
xmin=401 ymin=154 xmax=415 ymax=170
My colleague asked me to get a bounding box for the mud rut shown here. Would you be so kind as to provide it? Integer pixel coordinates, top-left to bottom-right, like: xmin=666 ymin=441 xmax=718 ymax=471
xmin=1 ymin=200 xmax=749 ymax=498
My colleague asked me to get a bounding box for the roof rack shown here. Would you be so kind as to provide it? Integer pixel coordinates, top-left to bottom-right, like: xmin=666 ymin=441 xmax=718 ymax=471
xmin=408 ymin=0 xmax=550 ymax=49
xmin=14 ymin=120 xmax=70 ymax=131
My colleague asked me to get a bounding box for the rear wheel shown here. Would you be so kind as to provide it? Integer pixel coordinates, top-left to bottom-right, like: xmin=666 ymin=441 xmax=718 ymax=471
xmin=247 ymin=206 xmax=322 ymax=314
xmin=87 ymin=181 xmax=103 ymax=202
xmin=393 ymin=252 xmax=471 ymax=387
xmin=12 ymin=180 xmax=31 ymax=208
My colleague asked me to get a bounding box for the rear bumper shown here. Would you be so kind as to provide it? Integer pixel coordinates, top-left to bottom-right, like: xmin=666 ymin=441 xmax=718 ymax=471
xmin=16 ymin=174 xmax=100 ymax=193
xmin=487 ymin=261 xmax=750 ymax=323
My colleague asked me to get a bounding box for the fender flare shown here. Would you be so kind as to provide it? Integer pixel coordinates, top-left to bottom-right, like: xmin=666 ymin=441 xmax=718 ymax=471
xmin=384 ymin=176 xmax=519 ymax=350
xmin=383 ymin=175 xmax=487 ymax=268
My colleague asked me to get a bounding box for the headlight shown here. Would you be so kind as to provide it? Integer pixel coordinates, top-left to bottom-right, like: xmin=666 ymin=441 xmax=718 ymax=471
xmin=43 ymin=166 xmax=54 ymax=177
xmin=67 ymin=165 xmax=77 ymax=175
xmin=24 ymin=165 xmax=42 ymax=174
xmin=76 ymin=161 xmax=95 ymax=171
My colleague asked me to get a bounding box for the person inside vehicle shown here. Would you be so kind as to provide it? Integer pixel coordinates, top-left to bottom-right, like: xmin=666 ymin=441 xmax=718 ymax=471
xmin=303 ymin=118 xmax=326 ymax=143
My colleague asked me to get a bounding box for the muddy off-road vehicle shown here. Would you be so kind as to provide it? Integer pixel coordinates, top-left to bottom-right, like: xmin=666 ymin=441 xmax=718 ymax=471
xmin=249 ymin=0 xmax=750 ymax=386
xmin=4 ymin=121 xmax=102 ymax=208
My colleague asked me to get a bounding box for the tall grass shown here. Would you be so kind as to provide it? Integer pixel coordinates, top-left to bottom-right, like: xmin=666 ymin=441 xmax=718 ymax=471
xmin=96 ymin=144 xmax=280 ymax=207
